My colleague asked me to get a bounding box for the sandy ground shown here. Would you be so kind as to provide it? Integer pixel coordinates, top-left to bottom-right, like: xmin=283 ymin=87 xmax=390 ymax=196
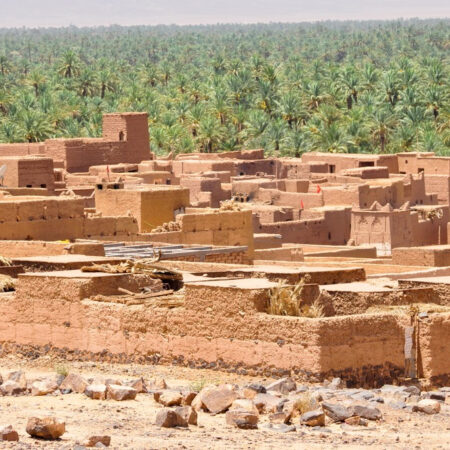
xmin=0 ymin=355 xmax=448 ymax=449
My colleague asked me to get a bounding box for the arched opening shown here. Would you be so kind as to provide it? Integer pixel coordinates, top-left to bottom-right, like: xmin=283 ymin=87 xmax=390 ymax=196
xmin=119 ymin=131 xmax=125 ymax=141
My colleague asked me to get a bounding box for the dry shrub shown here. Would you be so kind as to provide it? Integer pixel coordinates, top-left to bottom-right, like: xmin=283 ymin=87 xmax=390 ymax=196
xmin=0 ymin=275 xmax=15 ymax=292
xmin=267 ymin=281 xmax=301 ymax=316
xmin=0 ymin=256 xmax=12 ymax=267
xmin=293 ymin=392 xmax=317 ymax=415
xmin=219 ymin=199 xmax=242 ymax=211
xmin=300 ymin=301 xmax=324 ymax=318
xmin=267 ymin=280 xmax=324 ymax=318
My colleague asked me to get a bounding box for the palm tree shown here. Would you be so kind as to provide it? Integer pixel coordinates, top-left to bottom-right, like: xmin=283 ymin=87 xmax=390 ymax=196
xmin=77 ymin=69 xmax=96 ymax=97
xmin=98 ymin=70 xmax=115 ymax=99
xmin=381 ymin=71 xmax=400 ymax=106
xmin=0 ymin=55 xmax=11 ymax=76
xmin=58 ymin=50 xmax=80 ymax=78
xmin=211 ymin=88 xmax=230 ymax=125
xmin=197 ymin=117 xmax=224 ymax=153
xmin=27 ymin=70 xmax=46 ymax=97
xmin=311 ymin=122 xmax=351 ymax=153
xmin=276 ymin=92 xmax=301 ymax=128
xmin=17 ymin=110 xmax=53 ymax=142
xmin=370 ymin=108 xmax=397 ymax=153
xmin=266 ymin=118 xmax=287 ymax=152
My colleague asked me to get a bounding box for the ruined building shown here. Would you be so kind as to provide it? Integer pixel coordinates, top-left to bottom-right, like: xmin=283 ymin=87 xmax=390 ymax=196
xmin=0 ymin=113 xmax=449 ymax=387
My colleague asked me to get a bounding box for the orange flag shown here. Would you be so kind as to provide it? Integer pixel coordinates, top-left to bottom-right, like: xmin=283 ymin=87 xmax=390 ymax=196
xmin=106 ymin=165 xmax=110 ymax=181
xmin=316 ymin=185 xmax=321 ymax=193
xmin=300 ymin=200 xmax=304 ymax=209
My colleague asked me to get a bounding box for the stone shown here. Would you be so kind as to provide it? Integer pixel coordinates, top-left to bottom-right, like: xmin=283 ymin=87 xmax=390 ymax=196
xmin=83 ymin=435 xmax=111 ymax=447
xmin=428 ymin=391 xmax=446 ymax=402
xmin=404 ymin=385 xmax=421 ymax=396
xmin=106 ymin=384 xmax=137 ymax=401
xmin=300 ymin=409 xmax=325 ymax=427
xmin=26 ymin=417 xmax=65 ymax=440
xmin=155 ymin=408 xmax=188 ymax=428
xmin=31 ymin=379 xmax=59 ymax=396
xmin=0 ymin=380 xmax=25 ymax=396
xmin=345 ymin=416 xmax=362 ymax=426
xmin=262 ymin=423 xmax=296 ymax=433
xmin=104 ymin=378 xmax=121 ymax=387
xmin=387 ymin=400 xmax=407 ymax=410
xmin=7 ymin=371 xmax=27 ymax=390
xmin=85 ymin=384 xmax=107 ymax=400
xmin=60 ymin=374 xmax=89 ymax=394
xmin=158 ymin=390 xmax=183 ymax=407
xmin=146 ymin=377 xmax=167 ymax=391
xmin=225 ymin=409 xmax=258 ymax=429
xmin=269 ymin=412 xmax=290 ymax=424
xmin=201 ymin=384 xmax=238 ymax=414
xmin=230 ymin=399 xmax=259 ymax=415
xmin=243 ymin=384 xmax=266 ymax=399
xmin=266 ymin=377 xmax=297 ymax=395
xmin=181 ymin=390 xmax=197 ymax=406
xmin=380 ymin=384 xmax=403 ymax=394
xmin=174 ymin=406 xmax=198 ymax=425
xmin=349 ymin=405 xmax=382 ymax=421
xmin=321 ymin=402 xmax=352 ymax=422
xmin=124 ymin=378 xmax=146 ymax=393
xmin=413 ymin=399 xmax=441 ymax=415
xmin=254 ymin=393 xmax=285 ymax=414
xmin=0 ymin=425 xmax=19 ymax=441
xmin=351 ymin=391 xmax=374 ymax=401
xmin=191 ymin=385 xmax=215 ymax=412
xmin=329 ymin=378 xmax=345 ymax=389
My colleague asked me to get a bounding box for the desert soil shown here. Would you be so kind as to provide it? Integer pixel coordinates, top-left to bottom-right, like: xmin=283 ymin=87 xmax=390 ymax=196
xmin=0 ymin=354 xmax=448 ymax=449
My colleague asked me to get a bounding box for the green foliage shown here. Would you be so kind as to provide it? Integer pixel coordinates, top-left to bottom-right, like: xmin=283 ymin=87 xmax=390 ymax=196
xmin=0 ymin=20 xmax=448 ymax=154
xmin=54 ymin=364 xmax=69 ymax=377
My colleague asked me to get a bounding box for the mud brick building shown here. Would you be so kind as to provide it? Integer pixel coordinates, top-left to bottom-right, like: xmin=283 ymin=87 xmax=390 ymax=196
xmin=0 ymin=112 xmax=449 ymax=387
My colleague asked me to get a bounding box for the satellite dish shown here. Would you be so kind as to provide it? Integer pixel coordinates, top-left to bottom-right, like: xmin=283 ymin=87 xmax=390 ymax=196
xmin=0 ymin=165 xmax=7 ymax=186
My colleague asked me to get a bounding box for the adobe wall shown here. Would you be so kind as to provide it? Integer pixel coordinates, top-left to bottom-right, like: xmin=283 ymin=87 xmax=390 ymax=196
xmin=257 ymin=208 xmax=351 ymax=245
xmin=0 ymin=276 xmax=415 ymax=385
xmin=418 ymin=313 xmax=450 ymax=383
xmin=0 ymin=196 xmax=138 ymax=241
xmin=0 ymin=156 xmax=55 ymax=190
xmin=180 ymin=176 xmax=229 ymax=207
xmin=95 ymin=187 xmax=190 ymax=233
xmin=175 ymin=149 xmax=264 ymax=161
xmin=102 ymin=113 xmax=151 ymax=164
xmin=0 ymin=143 xmax=45 ymax=157
xmin=392 ymin=246 xmax=450 ymax=267
xmin=349 ymin=207 xmax=447 ymax=249
xmin=178 ymin=210 xmax=254 ymax=256
xmin=0 ymin=240 xmax=104 ymax=257
xmin=254 ymin=246 xmax=304 ymax=262
xmin=424 ymin=175 xmax=450 ymax=204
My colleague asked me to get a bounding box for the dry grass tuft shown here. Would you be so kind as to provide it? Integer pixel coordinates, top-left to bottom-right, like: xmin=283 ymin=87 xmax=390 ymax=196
xmin=267 ymin=280 xmax=324 ymax=318
xmin=0 ymin=275 xmax=15 ymax=292
xmin=0 ymin=256 xmax=12 ymax=267
xmin=219 ymin=199 xmax=242 ymax=211
xmin=293 ymin=392 xmax=317 ymax=414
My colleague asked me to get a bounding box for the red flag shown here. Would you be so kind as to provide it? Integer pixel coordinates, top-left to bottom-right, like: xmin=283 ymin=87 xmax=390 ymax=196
xmin=106 ymin=165 xmax=110 ymax=181
xmin=300 ymin=200 xmax=304 ymax=209
xmin=316 ymin=185 xmax=321 ymax=193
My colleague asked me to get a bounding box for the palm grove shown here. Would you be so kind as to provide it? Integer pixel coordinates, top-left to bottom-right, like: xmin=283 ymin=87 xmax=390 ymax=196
xmin=0 ymin=20 xmax=448 ymax=156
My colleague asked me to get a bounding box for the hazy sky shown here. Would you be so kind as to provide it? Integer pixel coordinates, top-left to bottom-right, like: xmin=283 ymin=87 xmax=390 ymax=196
xmin=0 ymin=0 xmax=448 ymax=28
